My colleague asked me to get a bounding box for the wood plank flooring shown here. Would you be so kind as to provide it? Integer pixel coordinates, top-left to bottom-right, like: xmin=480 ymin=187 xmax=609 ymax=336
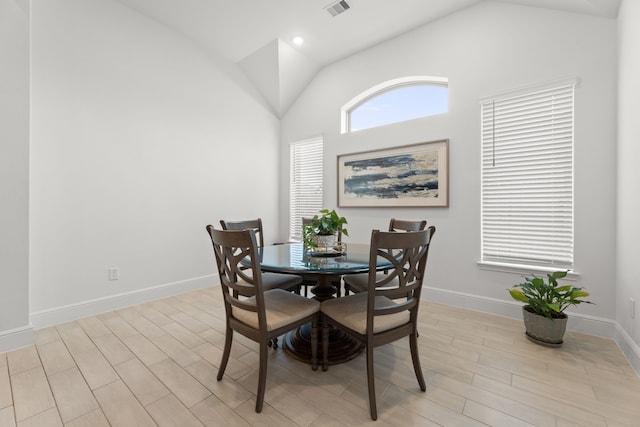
xmin=1 ymin=286 xmax=639 ymax=426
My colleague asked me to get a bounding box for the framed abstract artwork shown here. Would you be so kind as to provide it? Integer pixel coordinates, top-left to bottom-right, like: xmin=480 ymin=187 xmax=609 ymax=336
xmin=337 ymin=139 xmax=449 ymax=207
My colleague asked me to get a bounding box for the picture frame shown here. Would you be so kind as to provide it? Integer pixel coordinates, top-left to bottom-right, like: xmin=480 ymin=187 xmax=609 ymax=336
xmin=337 ymin=139 xmax=449 ymax=208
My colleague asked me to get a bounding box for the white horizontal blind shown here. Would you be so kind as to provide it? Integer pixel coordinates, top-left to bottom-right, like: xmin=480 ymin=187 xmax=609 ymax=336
xmin=481 ymin=83 xmax=574 ymax=268
xmin=289 ymin=137 xmax=323 ymax=241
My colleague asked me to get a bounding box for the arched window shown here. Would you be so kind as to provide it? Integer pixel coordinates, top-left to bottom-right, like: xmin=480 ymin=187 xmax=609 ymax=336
xmin=341 ymin=76 xmax=448 ymax=133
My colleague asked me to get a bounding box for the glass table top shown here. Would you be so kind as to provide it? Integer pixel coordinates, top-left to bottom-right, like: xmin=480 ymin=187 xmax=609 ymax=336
xmin=258 ymin=242 xmax=389 ymax=275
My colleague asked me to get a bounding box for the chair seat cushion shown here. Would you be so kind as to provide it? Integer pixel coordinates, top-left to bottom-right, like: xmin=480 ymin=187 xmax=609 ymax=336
xmin=261 ymin=272 xmax=302 ymax=290
xmin=239 ymin=271 xmax=302 ymax=293
xmin=343 ymin=272 xmax=398 ymax=293
xmin=320 ymin=292 xmax=410 ymax=335
xmin=233 ymin=289 xmax=319 ymax=331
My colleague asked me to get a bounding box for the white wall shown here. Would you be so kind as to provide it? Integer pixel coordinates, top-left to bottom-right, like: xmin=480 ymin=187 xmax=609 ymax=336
xmin=28 ymin=0 xmax=281 ymax=327
xmin=0 ymin=0 xmax=31 ymax=351
xmin=616 ymin=0 xmax=640 ymax=373
xmin=281 ymin=2 xmax=618 ymax=335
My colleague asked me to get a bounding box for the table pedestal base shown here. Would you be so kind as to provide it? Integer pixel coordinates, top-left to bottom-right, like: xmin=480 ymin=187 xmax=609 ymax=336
xmin=283 ymin=322 xmax=363 ymax=365
xmin=284 ymin=274 xmax=364 ymax=364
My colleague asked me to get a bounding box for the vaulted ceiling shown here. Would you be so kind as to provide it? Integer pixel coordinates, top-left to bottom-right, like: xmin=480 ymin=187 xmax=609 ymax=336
xmin=114 ymin=0 xmax=621 ymax=117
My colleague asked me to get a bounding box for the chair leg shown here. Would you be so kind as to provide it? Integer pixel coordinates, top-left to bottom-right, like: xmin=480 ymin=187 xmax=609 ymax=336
xmin=410 ymin=329 xmax=426 ymax=391
xmin=255 ymin=341 xmax=269 ymax=412
xmin=321 ymin=316 xmax=329 ymax=372
xmin=267 ymin=337 xmax=278 ymax=349
xmin=217 ymin=326 xmax=233 ymax=381
xmin=333 ymin=277 xmax=341 ymax=297
xmin=366 ymin=345 xmax=377 ymax=420
xmin=311 ymin=317 xmax=318 ymax=371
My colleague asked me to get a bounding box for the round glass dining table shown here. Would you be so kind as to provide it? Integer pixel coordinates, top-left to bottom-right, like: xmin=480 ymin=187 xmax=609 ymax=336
xmin=257 ymin=242 xmax=390 ymax=364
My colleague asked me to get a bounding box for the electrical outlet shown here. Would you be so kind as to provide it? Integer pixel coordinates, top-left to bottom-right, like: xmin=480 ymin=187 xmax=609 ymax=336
xmin=631 ymin=298 xmax=636 ymax=320
xmin=108 ymin=267 xmax=120 ymax=281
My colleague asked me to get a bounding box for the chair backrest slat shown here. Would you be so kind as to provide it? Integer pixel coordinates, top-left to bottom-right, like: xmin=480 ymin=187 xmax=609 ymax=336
xmin=388 ymin=218 xmax=427 ymax=232
xmin=220 ymin=218 xmax=265 ymax=248
xmin=206 ymin=225 xmax=266 ymax=322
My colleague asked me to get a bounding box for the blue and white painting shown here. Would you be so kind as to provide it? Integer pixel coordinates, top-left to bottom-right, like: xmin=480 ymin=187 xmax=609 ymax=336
xmin=339 ymin=141 xmax=448 ymax=207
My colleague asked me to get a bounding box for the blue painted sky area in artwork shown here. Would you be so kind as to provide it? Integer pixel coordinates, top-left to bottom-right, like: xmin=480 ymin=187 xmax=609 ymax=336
xmin=344 ymin=150 xmax=439 ymax=199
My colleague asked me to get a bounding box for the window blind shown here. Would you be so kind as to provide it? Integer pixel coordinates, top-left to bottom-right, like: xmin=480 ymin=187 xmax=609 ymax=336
xmin=481 ymin=83 xmax=574 ymax=269
xmin=289 ymin=137 xmax=324 ymax=241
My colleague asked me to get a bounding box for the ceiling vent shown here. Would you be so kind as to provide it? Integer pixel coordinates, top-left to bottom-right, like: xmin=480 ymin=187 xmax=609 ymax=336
xmin=325 ymin=0 xmax=350 ymax=17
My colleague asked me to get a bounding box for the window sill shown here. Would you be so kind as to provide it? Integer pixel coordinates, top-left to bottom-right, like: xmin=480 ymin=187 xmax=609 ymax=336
xmin=477 ymin=261 xmax=580 ymax=280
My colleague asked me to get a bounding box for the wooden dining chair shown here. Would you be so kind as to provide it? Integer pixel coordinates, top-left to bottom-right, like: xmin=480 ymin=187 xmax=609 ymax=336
xmin=220 ymin=218 xmax=303 ymax=348
xmin=221 ymin=219 xmax=302 ymax=292
xmin=344 ymin=218 xmax=427 ymax=295
xmin=320 ymin=227 xmax=435 ymax=420
xmin=205 ymin=226 xmax=320 ymax=413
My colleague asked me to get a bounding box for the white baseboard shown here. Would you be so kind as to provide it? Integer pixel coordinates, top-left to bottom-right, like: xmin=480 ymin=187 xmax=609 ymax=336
xmin=422 ymin=286 xmax=617 ymax=338
xmin=422 ymin=286 xmax=640 ymax=377
xmin=0 ymin=325 xmax=34 ymax=354
xmin=30 ymin=275 xmax=217 ymax=330
xmin=615 ymin=324 xmax=640 ymax=378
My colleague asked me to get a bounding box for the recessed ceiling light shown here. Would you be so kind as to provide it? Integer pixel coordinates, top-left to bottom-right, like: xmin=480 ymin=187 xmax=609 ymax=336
xmin=292 ymin=36 xmax=304 ymax=46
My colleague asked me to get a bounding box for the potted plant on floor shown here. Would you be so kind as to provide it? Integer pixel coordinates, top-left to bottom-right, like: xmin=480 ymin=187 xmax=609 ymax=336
xmin=508 ymin=270 xmax=592 ymax=347
xmin=303 ymin=209 xmax=348 ymax=252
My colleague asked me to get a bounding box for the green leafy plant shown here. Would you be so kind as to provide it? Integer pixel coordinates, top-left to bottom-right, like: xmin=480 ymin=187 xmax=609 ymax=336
xmin=508 ymin=271 xmax=592 ymax=319
xmin=303 ymin=209 xmax=348 ymax=248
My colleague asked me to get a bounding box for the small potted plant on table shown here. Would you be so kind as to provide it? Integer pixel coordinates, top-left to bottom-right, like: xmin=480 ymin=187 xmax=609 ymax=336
xmin=508 ymin=271 xmax=592 ymax=347
xmin=303 ymin=209 xmax=348 ymax=254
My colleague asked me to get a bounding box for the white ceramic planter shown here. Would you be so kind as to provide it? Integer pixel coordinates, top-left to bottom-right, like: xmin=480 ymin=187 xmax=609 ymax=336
xmin=312 ymin=234 xmax=337 ymax=249
xmin=522 ymin=306 xmax=568 ymax=347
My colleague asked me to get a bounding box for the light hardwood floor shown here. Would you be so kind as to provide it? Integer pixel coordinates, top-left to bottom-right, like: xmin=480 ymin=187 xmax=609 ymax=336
xmin=1 ymin=286 xmax=639 ymax=426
